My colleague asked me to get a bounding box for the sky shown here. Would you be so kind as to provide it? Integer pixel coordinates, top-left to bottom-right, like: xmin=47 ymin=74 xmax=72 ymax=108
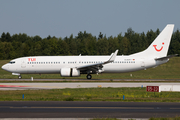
xmin=0 ymin=0 xmax=180 ymax=39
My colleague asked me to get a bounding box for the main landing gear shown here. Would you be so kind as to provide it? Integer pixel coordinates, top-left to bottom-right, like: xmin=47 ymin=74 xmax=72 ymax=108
xmin=86 ymin=74 xmax=92 ymax=79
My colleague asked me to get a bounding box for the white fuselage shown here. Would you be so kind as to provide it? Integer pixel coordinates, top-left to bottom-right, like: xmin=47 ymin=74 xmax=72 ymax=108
xmin=2 ymin=55 xmax=168 ymax=74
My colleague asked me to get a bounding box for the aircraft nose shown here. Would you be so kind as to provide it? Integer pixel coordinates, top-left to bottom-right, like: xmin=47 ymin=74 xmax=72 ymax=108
xmin=1 ymin=64 xmax=8 ymax=71
xmin=1 ymin=65 xmax=5 ymax=70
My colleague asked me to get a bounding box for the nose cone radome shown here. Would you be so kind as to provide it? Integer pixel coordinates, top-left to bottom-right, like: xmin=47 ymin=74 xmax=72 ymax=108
xmin=1 ymin=65 xmax=5 ymax=70
xmin=1 ymin=64 xmax=8 ymax=71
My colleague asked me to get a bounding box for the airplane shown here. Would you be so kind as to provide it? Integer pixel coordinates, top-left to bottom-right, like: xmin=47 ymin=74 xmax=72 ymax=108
xmin=1 ymin=24 xmax=177 ymax=79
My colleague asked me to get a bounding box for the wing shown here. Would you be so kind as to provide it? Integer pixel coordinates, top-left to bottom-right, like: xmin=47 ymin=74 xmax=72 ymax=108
xmin=76 ymin=50 xmax=118 ymax=74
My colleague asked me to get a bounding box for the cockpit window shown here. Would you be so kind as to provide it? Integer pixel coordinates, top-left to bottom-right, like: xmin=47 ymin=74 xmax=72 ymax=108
xmin=9 ymin=61 xmax=15 ymax=64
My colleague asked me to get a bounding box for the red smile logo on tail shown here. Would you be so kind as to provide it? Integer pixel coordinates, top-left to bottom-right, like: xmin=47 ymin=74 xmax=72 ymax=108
xmin=153 ymin=42 xmax=164 ymax=52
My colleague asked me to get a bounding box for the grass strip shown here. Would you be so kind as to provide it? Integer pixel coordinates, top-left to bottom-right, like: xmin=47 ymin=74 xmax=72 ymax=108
xmin=1 ymin=87 xmax=180 ymax=102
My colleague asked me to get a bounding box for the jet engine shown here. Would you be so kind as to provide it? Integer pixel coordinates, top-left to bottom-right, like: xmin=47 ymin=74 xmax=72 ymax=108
xmin=60 ymin=68 xmax=80 ymax=77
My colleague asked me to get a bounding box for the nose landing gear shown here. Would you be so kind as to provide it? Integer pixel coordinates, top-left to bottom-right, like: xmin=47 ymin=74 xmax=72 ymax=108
xmin=18 ymin=75 xmax=22 ymax=79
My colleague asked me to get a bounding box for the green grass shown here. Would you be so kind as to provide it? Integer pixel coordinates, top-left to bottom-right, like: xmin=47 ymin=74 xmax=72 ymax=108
xmin=0 ymin=57 xmax=180 ymax=80
xmin=1 ymin=87 xmax=180 ymax=102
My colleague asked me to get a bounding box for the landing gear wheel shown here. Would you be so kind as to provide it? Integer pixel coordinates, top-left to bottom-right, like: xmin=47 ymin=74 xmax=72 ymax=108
xmin=86 ymin=74 xmax=92 ymax=79
xmin=18 ymin=75 xmax=22 ymax=79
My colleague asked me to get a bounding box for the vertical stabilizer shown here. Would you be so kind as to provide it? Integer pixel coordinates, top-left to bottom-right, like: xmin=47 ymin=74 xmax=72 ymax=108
xmin=130 ymin=24 xmax=174 ymax=58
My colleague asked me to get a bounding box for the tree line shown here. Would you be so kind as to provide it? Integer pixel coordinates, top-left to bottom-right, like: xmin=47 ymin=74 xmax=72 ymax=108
xmin=0 ymin=28 xmax=180 ymax=60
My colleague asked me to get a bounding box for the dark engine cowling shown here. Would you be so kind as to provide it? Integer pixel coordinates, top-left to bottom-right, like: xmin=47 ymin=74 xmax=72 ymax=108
xmin=60 ymin=68 xmax=80 ymax=77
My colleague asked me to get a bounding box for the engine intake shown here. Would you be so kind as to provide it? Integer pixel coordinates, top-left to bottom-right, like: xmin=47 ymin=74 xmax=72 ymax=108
xmin=60 ymin=68 xmax=80 ymax=77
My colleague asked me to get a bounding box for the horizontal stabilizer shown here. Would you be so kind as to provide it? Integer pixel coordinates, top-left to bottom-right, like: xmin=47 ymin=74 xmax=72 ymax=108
xmin=155 ymin=54 xmax=178 ymax=61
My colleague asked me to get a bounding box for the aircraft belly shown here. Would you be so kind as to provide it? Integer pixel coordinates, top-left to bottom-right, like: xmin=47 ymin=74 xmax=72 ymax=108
xmin=103 ymin=64 xmax=142 ymax=73
xmin=18 ymin=65 xmax=60 ymax=74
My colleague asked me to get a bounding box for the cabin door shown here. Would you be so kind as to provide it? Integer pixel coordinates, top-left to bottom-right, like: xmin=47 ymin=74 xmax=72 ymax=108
xmin=21 ymin=59 xmax=26 ymax=68
xmin=141 ymin=60 xmax=145 ymax=67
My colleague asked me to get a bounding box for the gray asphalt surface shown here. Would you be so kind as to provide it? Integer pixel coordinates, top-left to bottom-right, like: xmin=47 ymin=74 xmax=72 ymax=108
xmin=0 ymin=101 xmax=180 ymax=118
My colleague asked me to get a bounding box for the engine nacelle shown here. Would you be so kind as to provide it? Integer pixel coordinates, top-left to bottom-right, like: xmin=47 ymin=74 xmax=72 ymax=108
xmin=60 ymin=68 xmax=80 ymax=77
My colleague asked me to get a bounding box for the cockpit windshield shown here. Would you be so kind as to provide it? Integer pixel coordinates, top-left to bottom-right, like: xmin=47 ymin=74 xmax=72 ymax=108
xmin=9 ymin=61 xmax=15 ymax=64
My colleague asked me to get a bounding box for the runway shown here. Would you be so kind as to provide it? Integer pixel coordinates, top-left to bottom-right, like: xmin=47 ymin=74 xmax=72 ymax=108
xmin=0 ymin=101 xmax=180 ymax=118
xmin=1 ymin=82 xmax=180 ymax=90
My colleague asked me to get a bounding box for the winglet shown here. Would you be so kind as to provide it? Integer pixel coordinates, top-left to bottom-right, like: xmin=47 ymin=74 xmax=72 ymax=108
xmin=108 ymin=50 xmax=118 ymax=62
